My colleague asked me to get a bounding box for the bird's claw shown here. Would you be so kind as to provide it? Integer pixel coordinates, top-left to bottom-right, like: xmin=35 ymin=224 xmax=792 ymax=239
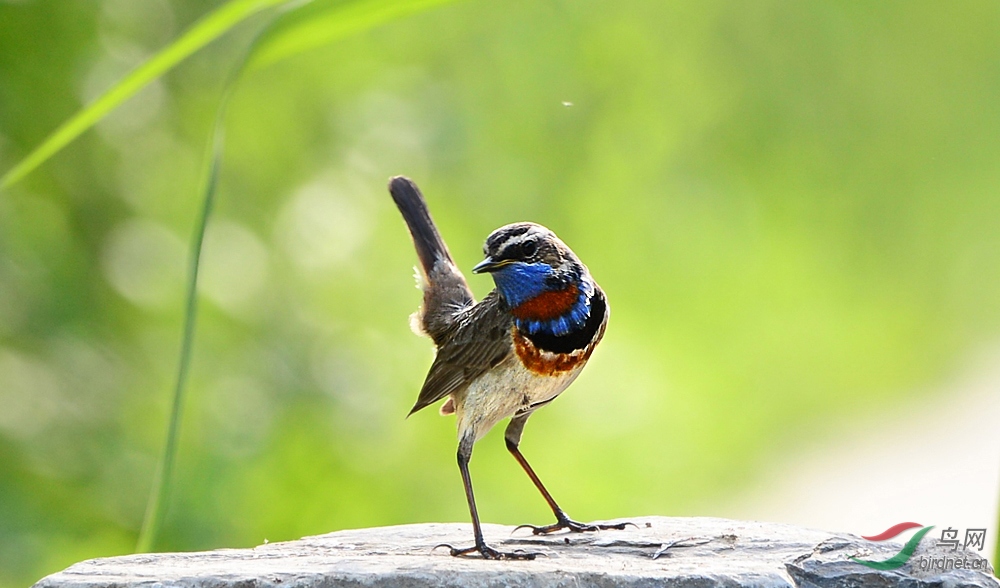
xmin=434 ymin=542 xmax=539 ymax=560
xmin=514 ymin=517 xmax=634 ymax=536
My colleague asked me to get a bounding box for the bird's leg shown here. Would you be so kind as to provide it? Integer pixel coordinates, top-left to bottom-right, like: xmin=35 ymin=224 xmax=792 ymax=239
xmin=437 ymin=434 xmax=540 ymax=560
xmin=505 ymin=416 xmax=630 ymax=536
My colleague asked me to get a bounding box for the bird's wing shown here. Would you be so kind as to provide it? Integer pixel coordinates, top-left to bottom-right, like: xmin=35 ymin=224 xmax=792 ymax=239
xmin=409 ymin=291 xmax=513 ymax=415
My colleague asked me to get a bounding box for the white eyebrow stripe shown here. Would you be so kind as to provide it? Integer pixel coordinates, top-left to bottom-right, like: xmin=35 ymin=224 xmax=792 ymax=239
xmin=497 ymin=231 xmax=540 ymax=254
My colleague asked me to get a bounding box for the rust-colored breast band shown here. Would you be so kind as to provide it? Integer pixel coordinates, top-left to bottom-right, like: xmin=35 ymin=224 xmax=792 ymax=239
xmin=511 ymin=285 xmax=579 ymax=322
xmin=513 ymin=328 xmax=594 ymax=376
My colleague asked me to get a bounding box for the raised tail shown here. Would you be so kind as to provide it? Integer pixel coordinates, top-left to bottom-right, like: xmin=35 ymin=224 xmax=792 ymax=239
xmin=388 ymin=176 xmax=473 ymax=339
xmin=388 ymin=176 xmax=455 ymax=276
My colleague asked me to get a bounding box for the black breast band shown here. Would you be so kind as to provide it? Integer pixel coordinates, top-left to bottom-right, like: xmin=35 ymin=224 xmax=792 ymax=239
xmin=524 ymin=290 xmax=606 ymax=354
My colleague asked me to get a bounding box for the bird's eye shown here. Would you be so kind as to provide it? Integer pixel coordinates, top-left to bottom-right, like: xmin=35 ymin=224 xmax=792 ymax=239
xmin=522 ymin=240 xmax=537 ymax=257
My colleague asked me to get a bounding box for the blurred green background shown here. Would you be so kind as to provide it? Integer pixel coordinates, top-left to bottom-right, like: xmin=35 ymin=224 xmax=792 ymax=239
xmin=1 ymin=0 xmax=999 ymax=586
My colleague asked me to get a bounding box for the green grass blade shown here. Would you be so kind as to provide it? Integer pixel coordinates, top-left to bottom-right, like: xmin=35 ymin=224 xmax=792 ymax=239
xmin=133 ymin=7 xmax=273 ymax=551
xmin=134 ymin=121 xmax=223 ymax=554
xmin=134 ymin=0 xmax=460 ymax=553
xmin=0 ymin=0 xmax=287 ymax=190
xmin=248 ymin=0 xmax=457 ymax=69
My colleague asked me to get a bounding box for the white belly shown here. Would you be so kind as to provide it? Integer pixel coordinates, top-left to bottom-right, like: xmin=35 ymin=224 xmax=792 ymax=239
xmin=453 ymin=354 xmax=584 ymax=442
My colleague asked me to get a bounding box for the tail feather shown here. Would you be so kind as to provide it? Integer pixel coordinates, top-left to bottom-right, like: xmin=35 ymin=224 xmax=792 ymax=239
xmin=388 ymin=176 xmax=454 ymax=276
xmin=388 ymin=176 xmax=473 ymax=339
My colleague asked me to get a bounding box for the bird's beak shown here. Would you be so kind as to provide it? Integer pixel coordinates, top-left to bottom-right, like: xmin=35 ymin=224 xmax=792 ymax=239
xmin=472 ymin=257 xmax=511 ymax=274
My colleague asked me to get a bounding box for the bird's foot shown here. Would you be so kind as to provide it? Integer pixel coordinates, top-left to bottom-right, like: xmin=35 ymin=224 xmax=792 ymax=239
xmin=434 ymin=542 xmax=540 ymax=560
xmin=514 ymin=513 xmax=634 ymax=536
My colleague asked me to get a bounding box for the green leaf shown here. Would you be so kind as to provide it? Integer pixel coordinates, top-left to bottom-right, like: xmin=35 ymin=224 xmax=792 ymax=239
xmin=0 ymin=0 xmax=461 ymax=190
xmin=0 ymin=0 xmax=287 ymax=190
xmin=247 ymin=0 xmax=458 ymax=69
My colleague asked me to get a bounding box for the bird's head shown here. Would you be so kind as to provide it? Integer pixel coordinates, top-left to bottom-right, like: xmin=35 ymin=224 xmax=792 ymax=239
xmin=472 ymin=222 xmax=587 ymax=309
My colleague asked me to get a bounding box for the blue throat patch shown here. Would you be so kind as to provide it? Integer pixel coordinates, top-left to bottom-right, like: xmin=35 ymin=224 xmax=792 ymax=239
xmin=491 ymin=262 xmax=593 ymax=337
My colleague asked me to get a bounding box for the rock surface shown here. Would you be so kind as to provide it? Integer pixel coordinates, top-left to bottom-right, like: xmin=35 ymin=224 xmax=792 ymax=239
xmin=34 ymin=517 xmax=998 ymax=588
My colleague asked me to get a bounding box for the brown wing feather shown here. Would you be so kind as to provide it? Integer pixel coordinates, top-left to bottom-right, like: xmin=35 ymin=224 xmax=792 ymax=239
xmin=408 ymin=291 xmax=513 ymax=415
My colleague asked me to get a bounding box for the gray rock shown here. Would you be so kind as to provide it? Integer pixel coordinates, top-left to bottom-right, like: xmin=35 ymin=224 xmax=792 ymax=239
xmin=33 ymin=517 xmax=998 ymax=588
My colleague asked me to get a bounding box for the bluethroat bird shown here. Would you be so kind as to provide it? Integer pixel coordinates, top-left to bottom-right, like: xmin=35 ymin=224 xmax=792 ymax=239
xmin=388 ymin=176 xmax=627 ymax=560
